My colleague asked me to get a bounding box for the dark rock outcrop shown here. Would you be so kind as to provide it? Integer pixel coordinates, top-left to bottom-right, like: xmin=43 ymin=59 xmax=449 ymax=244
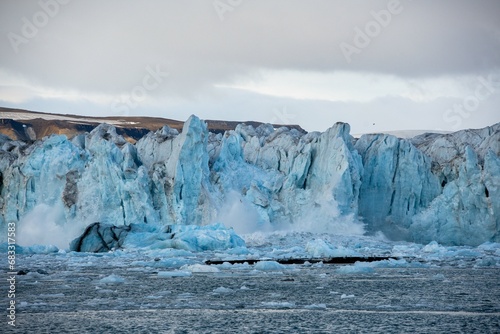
xmin=70 ymin=222 xmax=131 ymax=252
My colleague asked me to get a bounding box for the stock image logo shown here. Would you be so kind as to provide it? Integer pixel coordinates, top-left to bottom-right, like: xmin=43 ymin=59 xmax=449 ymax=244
xmin=7 ymin=0 xmax=72 ymax=54
xmin=110 ymin=65 xmax=168 ymax=116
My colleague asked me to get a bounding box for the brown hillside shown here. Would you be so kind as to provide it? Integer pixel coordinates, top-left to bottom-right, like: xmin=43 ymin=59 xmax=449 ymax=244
xmin=0 ymin=107 xmax=306 ymax=142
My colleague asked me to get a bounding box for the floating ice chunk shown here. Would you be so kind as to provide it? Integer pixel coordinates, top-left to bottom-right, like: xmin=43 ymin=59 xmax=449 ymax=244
xmin=312 ymin=262 xmax=324 ymax=268
xmin=213 ymin=287 xmax=233 ymax=293
xmin=391 ymin=244 xmax=420 ymax=257
xmin=75 ymin=222 xmax=246 ymax=253
xmin=154 ymin=223 xmax=246 ymax=252
xmin=261 ymin=302 xmax=295 ymax=308
xmin=224 ymin=247 xmax=250 ymax=256
xmin=305 ymin=303 xmax=327 ymax=310
xmin=477 ymin=242 xmax=500 ymax=252
xmin=147 ymin=291 xmax=172 ymax=299
xmin=177 ymin=293 xmax=194 ymax=299
xmin=336 ymin=265 xmax=375 ymax=274
xmin=146 ymin=295 xmax=163 ymax=300
xmin=97 ymin=289 xmax=115 ymax=294
xmin=215 ymin=262 xmax=234 ymax=270
xmin=15 ymin=244 xmax=59 ymax=254
xmin=305 ymin=239 xmax=361 ymax=257
xmin=157 ymin=271 xmax=192 ymax=278
xmin=451 ymin=249 xmax=481 ymax=258
xmin=99 ymin=274 xmax=125 ymax=284
xmin=39 ymin=293 xmax=65 ymax=298
xmin=340 ymin=294 xmax=355 ymax=299
xmin=254 ymin=261 xmax=286 ymax=271
xmin=474 ymin=257 xmax=498 ymax=267
xmin=347 ymin=258 xmax=427 ymax=269
xmin=131 ymin=258 xmax=193 ymax=269
xmin=306 ymin=239 xmax=333 ymax=257
xmin=432 ymin=274 xmax=446 ymax=280
xmin=231 ymin=262 xmax=253 ymax=270
xmin=422 ymin=241 xmax=446 ymax=253
xmin=181 ymin=264 xmax=220 ymax=273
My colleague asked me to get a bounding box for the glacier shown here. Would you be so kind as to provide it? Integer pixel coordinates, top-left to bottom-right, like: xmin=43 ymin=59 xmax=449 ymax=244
xmin=0 ymin=115 xmax=498 ymax=250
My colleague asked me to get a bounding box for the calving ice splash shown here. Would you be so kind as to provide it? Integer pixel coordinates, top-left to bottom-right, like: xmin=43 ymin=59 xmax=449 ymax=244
xmin=0 ymin=116 xmax=499 ymax=256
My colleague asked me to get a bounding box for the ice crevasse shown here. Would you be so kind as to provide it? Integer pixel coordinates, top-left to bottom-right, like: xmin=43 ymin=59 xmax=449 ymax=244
xmin=0 ymin=115 xmax=498 ymax=248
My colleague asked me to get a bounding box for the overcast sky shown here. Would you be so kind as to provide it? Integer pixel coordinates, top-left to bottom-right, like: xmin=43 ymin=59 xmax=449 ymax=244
xmin=1 ymin=0 xmax=499 ymax=133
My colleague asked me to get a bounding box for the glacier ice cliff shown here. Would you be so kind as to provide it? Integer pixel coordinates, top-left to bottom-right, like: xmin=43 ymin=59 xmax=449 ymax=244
xmin=0 ymin=116 xmax=498 ymax=248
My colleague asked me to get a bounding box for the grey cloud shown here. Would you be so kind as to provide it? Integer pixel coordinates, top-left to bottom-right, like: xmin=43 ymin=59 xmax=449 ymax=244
xmin=1 ymin=0 xmax=499 ymax=98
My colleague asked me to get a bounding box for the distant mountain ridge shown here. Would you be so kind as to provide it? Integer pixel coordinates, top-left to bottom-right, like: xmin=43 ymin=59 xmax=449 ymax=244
xmin=0 ymin=107 xmax=306 ymax=142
